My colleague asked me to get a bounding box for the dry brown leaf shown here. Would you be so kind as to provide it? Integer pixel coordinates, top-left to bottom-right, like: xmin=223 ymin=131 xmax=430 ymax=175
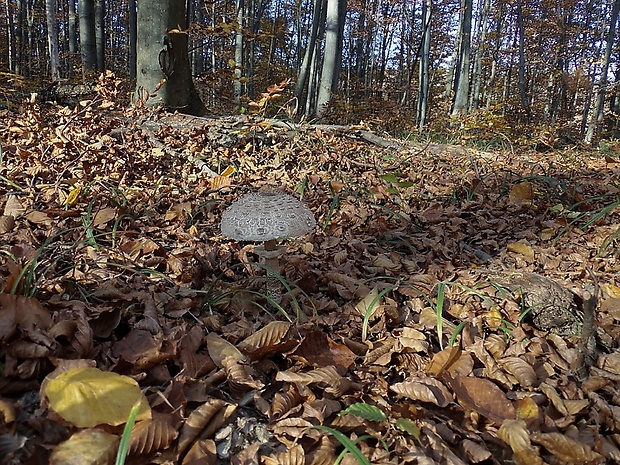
xmin=182 ymin=439 xmax=217 ymax=465
xmin=222 ymin=356 xmax=264 ymax=396
xmin=498 ymin=357 xmax=537 ymax=387
xmin=306 ymin=434 xmax=337 ymax=465
xmin=93 ymin=207 xmax=117 ymax=227
xmin=238 ymin=321 xmax=291 ymax=353
xmin=0 ymin=215 xmax=15 ymax=233
xmin=483 ymin=334 xmax=507 ymax=359
xmin=276 ymin=365 xmax=342 ymax=388
xmin=3 ymin=195 xmax=25 ymax=217
xmin=178 ymin=399 xmax=236 ymax=455
xmin=390 ymin=376 xmax=453 ymax=407
xmin=444 ymin=374 xmax=515 ymax=423
xmin=129 ymin=412 xmax=177 ymax=456
xmin=530 ymin=432 xmax=602 ymax=464
xmin=461 ymin=438 xmax=492 ymax=463
xmin=50 ymin=429 xmax=119 ymax=465
xmin=498 ymin=419 xmax=543 ymax=465
xmin=509 ymin=181 xmax=534 ymax=203
xmin=206 ymin=332 xmax=246 ymax=368
xmin=515 ymin=396 xmax=541 ymax=428
xmin=25 ymin=210 xmax=53 ymax=226
xmin=263 ymin=443 xmax=305 ymax=465
xmin=269 ymin=386 xmax=303 ymax=421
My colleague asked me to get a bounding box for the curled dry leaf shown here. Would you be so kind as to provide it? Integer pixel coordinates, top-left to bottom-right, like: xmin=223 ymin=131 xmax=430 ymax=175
xmin=498 ymin=357 xmax=537 ymax=387
xmin=222 ymin=356 xmax=265 ymax=396
xmin=483 ymin=334 xmax=507 ymax=359
xmin=178 ymin=399 xmax=236 ymax=456
xmin=130 ymin=412 xmax=177 ymax=456
xmin=306 ymin=434 xmax=337 ymax=465
xmin=461 ymin=438 xmax=492 ymax=463
xmin=206 ymin=332 xmax=246 ymax=368
xmin=237 ymin=321 xmax=291 ymax=353
xmin=182 ymin=439 xmax=217 ymax=465
xmin=269 ymin=386 xmax=304 ymax=421
xmin=276 ymin=365 xmax=343 ymax=389
xmin=498 ymin=419 xmax=543 ymax=465
xmin=390 ymin=376 xmax=453 ymax=408
xmin=263 ymin=443 xmax=305 ymax=465
xmin=530 ymin=432 xmax=602 ymax=464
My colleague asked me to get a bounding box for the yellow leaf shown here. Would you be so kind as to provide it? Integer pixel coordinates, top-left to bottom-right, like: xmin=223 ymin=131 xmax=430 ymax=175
xmin=220 ymin=165 xmax=236 ymax=177
xmin=65 ymin=186 xmax=81 ymax=207
xmin=355 ymin=287 xmax=381 ymax=318
xmin=51 ymin=429 xmax=119 ymax=464
xmin=44 ymin=367 xmax=151 ymax=428
xmin=506 ymin=242 xmax=535 ymax=260
xmin=210 ymin=175 xmax=232 ymax=190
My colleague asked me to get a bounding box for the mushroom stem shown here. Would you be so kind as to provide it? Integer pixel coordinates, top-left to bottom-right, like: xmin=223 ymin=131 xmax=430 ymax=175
xmin=255 ymin=245 xmax=287 ymax=304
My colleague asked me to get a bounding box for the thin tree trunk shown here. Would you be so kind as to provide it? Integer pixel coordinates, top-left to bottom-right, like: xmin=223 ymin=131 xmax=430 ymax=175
xmin=417 ymin=0 xmax=431 ymax=128
xmin=451 ymin=0 xmax=473 ymax=116
xmin=68 ymin=0 xmax=78 ymax=53
xmin=45 ymin=0 xmax=61 ymax=80
xmin=586 ymin=0 xmax=620 ymax=143
xmin=233 ymin=0 xmax=244 ymax=107
xmin=128 ymin=0 xmax=137 ymax=79
xmin=516 ymin=0 xmax=530 ymax=122
xmin=95 ymin=0 xmax=105 ymax=71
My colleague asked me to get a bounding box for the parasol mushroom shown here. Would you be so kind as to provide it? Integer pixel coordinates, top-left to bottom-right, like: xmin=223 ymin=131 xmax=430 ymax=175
xmin=220 ymin=191 xmax=316 ymax=301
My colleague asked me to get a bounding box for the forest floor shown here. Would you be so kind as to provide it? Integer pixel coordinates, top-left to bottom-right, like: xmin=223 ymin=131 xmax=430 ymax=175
xmin=1 ymin=84 xmax=620 ymax=464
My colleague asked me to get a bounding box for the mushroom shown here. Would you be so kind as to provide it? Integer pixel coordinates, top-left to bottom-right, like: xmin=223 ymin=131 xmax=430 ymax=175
xmin=220 ymin=191 xmax=316 ymax=301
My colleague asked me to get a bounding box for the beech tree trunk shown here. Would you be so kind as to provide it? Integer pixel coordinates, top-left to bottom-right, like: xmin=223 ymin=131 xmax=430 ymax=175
xmin=585 ymin=0 xmax=620 ymax=143
xmin=45 ymin=0 xmax=61 ymax=81
xmin=417 ymin=0 xmax=431 ymax=128
xmin=95 ymin=0 xmax=105 ymax=71
xmin=451 ymin=0 xmax=473 ymax=116
xmin=79 ymin=0 xmax=97 ymax=76
xmin=315 ymin=0 xmax=346 ymax=116
xmin=135 ymin=0 xmax=206 ymax=115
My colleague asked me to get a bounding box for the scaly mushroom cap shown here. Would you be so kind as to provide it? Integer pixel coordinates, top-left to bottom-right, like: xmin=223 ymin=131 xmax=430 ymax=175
xmin=220 ymin=192 xmax=316 ymax=242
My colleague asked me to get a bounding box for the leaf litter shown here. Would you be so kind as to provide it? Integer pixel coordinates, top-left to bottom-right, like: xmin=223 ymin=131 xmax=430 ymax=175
xmin=1 ymin=85 xmax=620 ymax=464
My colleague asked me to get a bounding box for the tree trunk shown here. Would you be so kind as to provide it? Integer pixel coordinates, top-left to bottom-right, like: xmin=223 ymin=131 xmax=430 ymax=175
xmin=470 ymin=0 xmax=490 ymax=111
xmin=128 ymin=0 xmax=137 ymax=79
xmin=295 ymin=0 xmax=324 ymax=115
xmin=417 ymin=0 xmax=431 ymax=129
xmin=79 ymin=0 xmax=97 ymax=77
xmin=451 ymin=0 xmax=473 ymax=117
xmin=68 ymin=0 xmax=78 ymax=53
xmin=233 ymin=0 xmax=244 ymax=107
xmin=516 ymin=0 xmax=531 ymax=122
xmin=45 ymin=0 xmax=61 ymax=80
xmin=316 ymin=0 xmax=346 ymax=116
xmin=95 ymin=0 xmax=105 ymax=71
xmin=135 ymin=0 xmax=206 ymax=115
xmin=585 ymin=0 xmax=620 ymax=143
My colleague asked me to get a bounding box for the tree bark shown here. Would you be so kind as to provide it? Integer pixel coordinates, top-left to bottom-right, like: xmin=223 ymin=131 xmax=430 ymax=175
xmin=68 ymin=0 xmax=78 ymax=53
xmin=95 ymin=0 xmax=105 ymax=71
xmin=79 ymin=0 xmax=97 ymax=77
xmin=135 ymin=0 xmax=206 ymax=115
xmin=417 ymin=0 xmax=431 ymax=128
xmin=451 ymin=0 xmax=473 ymax=117
xmin=128 ymin=0 xmax=137 ymax=79
xmin=585 ymin=0 xmax=620 ymax=143
xmin=316 ymin=0 xmax=346 ymax=116
xmin=45 ymin=0 xmax=61 ymax=81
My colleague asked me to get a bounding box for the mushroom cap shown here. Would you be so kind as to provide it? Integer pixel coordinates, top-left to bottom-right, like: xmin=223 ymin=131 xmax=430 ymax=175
xmin=220 ymin=192 xmax=316 ymax=242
